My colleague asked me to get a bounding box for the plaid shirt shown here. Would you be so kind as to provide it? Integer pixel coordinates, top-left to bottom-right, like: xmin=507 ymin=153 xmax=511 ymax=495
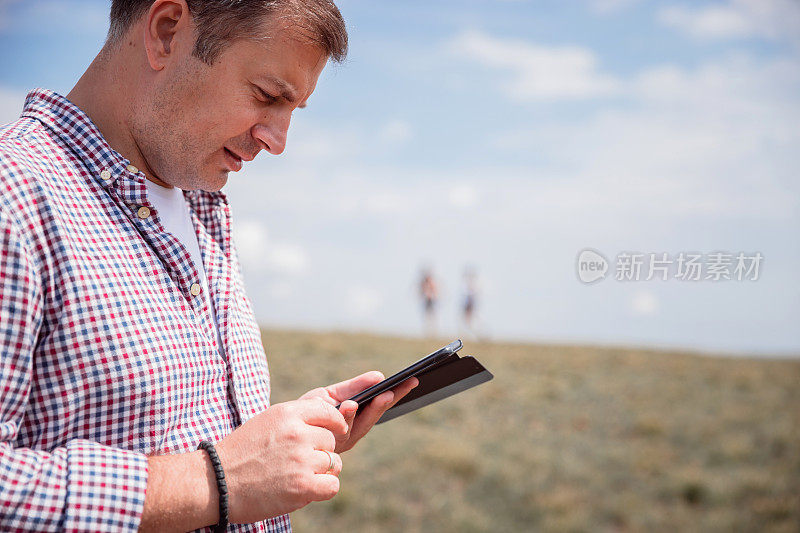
xmin=0 ymin=89 xmax=291 ymax=532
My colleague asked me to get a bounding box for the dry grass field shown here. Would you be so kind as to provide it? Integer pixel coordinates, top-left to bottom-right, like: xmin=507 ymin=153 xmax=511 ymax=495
xmin=262 ymin=329 xmax=800 ymax=532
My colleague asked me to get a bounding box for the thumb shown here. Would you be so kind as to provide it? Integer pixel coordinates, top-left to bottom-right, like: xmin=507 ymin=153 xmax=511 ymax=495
xmin=337 ymin=400 xmax=358 ymax=447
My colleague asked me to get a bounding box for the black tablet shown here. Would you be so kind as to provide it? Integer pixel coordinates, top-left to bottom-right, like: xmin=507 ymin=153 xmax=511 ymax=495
xmin=340 ymin=339 xmax=463 ymax=408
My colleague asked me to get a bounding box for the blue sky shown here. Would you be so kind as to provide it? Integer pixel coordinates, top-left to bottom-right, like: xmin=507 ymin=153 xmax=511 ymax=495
xmin=1 ymin=0 xmax=798 ymax=355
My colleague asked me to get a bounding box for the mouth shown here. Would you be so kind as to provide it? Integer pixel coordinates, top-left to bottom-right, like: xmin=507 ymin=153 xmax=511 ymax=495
xmin=223 ymin=147 xmax=243 ymax=172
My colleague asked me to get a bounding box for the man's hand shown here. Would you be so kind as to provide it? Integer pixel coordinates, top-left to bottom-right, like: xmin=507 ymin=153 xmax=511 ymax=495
xmin=299 ymin=372 xmax=419 ymax=453
xmin=140 ymin=375 xmax=418 ymax=531
xmin=214 ymin=398 xmax=349 ymax=524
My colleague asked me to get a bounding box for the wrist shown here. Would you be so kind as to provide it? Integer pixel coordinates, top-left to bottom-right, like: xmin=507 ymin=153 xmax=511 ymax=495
xmin=197 ymin=440 xmax=229 ymax=532
xmin=191 ymin=449 xmax=222 ymax=527
xmin=139 ymin=451 xmax=219 ymax=532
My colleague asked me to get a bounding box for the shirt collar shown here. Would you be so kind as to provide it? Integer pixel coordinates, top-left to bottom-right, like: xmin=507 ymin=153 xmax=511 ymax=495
xmin=21 ymin=87 xmax=227 ymax=209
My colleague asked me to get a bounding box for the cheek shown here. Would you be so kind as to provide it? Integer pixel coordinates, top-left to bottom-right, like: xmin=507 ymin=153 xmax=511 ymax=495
xmin=210 ymin=107 xmax=261 ymax=146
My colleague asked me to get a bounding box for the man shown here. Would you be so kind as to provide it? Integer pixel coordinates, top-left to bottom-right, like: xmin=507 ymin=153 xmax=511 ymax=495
xmin=0 ymin=1 xmax=417 ymax=531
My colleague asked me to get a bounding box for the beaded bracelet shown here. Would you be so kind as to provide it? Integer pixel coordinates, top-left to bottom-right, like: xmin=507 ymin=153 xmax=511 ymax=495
xmin=197 ymin=440 xmax=229 ymax=533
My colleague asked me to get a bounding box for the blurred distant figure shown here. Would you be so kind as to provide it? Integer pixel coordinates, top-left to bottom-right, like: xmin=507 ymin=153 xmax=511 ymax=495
xmin=418 ymin=268 xmax=439 ymax=337
xmin=461 ymin=267 xmax=480 ymax=338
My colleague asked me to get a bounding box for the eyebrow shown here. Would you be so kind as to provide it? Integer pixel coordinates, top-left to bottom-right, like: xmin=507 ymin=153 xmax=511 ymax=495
xmin=260 ymin=75 xmax=300 ymax=105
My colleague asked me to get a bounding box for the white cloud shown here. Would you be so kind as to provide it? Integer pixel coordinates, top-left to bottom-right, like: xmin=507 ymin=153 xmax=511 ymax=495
xmin=658 ymin=0 xmax=800 ymax=44
xmin=447 ymin=30 xmax=621 ymax=101
xmin=448 ymin=184 xmax=480 ymax=209
xmin=490 ymin=51 xmax=800 ymax=220
xmin=589 ymin=0 xmax=641 ymax=14
xmin=223 ymin=29 xmax=800 ymax=353
xmin=232 ymin=219 xmax=308 ymax=276
xmin=232 ymin=219 xmax=269 ymax=267
xmin=267 ymin=280 xmax=294 ymax=300
xmin=631 ymin=290 xmax=659 ymax=316
xmin=273 ymin=115 xmax=414 ymax=163
xmin=345 ymin=286 xmax=383 ymax=317
xmin=378 ymin=119 xmax=412 ymax=145
xmin=266 ymin=243 xmax=308 ymax=275
xmin=363 ymin=191 xmax=410 ymax=215
xmin=283 ymin=116 xmax=362 ymax=160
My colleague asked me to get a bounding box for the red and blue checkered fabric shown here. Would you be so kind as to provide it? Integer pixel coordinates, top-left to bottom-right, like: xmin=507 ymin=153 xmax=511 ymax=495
xmin=0 ymin=89 xmax=291 ymax=532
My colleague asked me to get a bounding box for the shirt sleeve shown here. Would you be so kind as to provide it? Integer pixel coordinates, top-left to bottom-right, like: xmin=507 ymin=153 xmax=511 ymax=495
xmin=0 ymin=205 xmax=149 ymax=532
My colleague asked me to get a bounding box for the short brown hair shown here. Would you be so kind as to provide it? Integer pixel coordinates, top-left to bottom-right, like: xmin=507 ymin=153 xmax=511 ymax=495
xmin=107 ymin=0 xmax=348 ymax=64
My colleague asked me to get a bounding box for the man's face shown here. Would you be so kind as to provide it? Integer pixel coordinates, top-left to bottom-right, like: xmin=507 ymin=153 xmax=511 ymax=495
xmin=132 ymin=16 xmax=328 ymax=191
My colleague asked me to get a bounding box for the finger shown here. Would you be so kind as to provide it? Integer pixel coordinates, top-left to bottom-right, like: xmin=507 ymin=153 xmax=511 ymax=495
xmin=349 ymin=377 xmax=419 ymax=443
xmin=348 ymin=389 xmax=394 ymax=443
xmin=299 ymin=386 xmax=337 ymax=405
xmin=310 ymin=474 xmax=340 ymax=501
xmin=324 ymin=371 xmax=385 ymax=403
xmin=339 ymin=399 xmax=358 ymax=424
xmin=306 ymin=425 xmax=337 ymax=452
xmin=359 ymin=375 xmax=418 ymax=422
xmin=313 ymin=450 xmax=342 ymax=476
xmin=387 ymin=376 xmax=419 ymax=407
xmin=336 ymin=400 xmax=357 ymax=448
xmin=298 ymin=398 xmax=348 ymax=436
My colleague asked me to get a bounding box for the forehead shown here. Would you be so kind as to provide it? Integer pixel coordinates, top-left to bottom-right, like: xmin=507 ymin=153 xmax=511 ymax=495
xmin=221 ymin=19 xmax=329 ymax=100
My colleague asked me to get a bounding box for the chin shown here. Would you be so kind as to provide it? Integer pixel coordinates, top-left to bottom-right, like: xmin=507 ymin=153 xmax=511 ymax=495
xmin=199 ymin=171 xmax=229 ymax=193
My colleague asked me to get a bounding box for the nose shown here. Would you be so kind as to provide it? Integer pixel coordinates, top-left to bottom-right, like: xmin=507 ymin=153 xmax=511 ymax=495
xmin=251 ymin=112 xmax=289 ymax=155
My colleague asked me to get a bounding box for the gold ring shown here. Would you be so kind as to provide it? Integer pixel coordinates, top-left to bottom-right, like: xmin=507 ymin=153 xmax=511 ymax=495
xmin=323 ymin=450 xmax=335 ymax=474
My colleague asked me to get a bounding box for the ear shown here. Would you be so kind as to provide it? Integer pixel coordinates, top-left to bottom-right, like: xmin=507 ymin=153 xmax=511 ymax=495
xmin=143 ymin=0 xmax=193 ymax=71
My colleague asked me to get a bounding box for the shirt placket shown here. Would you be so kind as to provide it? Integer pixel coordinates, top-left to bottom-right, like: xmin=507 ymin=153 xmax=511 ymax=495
xmin=103 ymin=164 xmax=222 ymax=354
xmin=190 ymin=192 xmax=270 ymax=424
xmin=188 ymin=193 xmax=253 ymax=421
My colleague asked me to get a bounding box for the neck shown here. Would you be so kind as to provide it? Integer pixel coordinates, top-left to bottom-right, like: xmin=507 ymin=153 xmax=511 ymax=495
xmin=67 ymin=47 xmax=173 ymax=188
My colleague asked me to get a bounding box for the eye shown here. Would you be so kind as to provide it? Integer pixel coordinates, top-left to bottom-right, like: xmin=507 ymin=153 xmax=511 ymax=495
xmin=254 ymin=86 xmax=277 ymax=104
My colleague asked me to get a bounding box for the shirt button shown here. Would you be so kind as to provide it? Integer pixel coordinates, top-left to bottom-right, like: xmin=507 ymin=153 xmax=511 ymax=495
xmin=127 ymin=164 xmax=139 ymax=174
xmin=190 ymin=283 xmax=202 ymax=296
xmin=100 ymin=169 xmax=112 ymax=180
xmin=136 ymin=206 xmax=151 ymax=219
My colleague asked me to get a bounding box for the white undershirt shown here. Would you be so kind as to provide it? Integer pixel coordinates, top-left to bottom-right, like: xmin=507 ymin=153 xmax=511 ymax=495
xmin=144 ymin=179 xmax=222 ymax=350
